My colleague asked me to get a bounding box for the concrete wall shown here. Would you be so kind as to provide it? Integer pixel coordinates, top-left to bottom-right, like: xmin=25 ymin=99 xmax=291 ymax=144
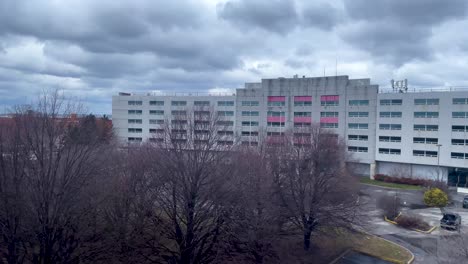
xmin=377 ymin=161 xmax=448 ymax=181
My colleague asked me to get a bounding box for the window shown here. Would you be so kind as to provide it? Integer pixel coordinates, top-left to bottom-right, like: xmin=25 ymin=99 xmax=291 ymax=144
xmin=171 ymin=120 xmax=187 ymax=125
xmin=128 ymin=128 xmax=142 ymax=133
xmin=380 ymin=99 xmax=402 ymax=106
xmin=149 ymin=128 xmax=164 ymax=133
xmin=171 ymin=101 xmax=187 ymax=106
xmin=218 ymin=101 xmax=234 ymax=106
xmin=194 ymin=101 xmax=210 ymax=106
xmin=349 ymin=135 xmax=368 ymax=141
xmin=349 ymin=100 xmax=369 ymax=106
xmin=321 ymin=123 xmax=338 ymax=128
xmin=241 ymin=131 xmax=259 ymax=136
xmin=348 ymin=146 xmax=368 ymax=153
xmin=267 ymin=122 xmax=285 ymax=127
xmin=128 ymin=137 xmax=142 ymax=142
xmin=217 ymin=140 xmax=234 ymax=146
xmin=414 ymin=98 xmax=439 ymax=105
xmin=321 ymin=95 xmax=339 ymax=106
xmin=380 ymin=112 xmax=402 ymax=118
xmin=171 ymin=110 xmax=186 ymax=116
xmin=267 ymin=132 xmax=283 ymax=136
xmin=128 ymin=110 xmax=143 ymax=115
xmin=150 ymin=110 xmax=164 ymax=115
xmin=453 ymin=98 xmax=468 ymax=105
xmin=452 ymin=112 xmax=468 ymax=118
xmin=128 ymin=119 xmax=142 ymax=124
xmin=149 ymin=119 xmax=164 ymax=124
xmin=217 ymin=131 xmax=234 ymax=136
xmin=267 ymin=111 xmax=285 ymax=117
xmin=128 ymin=100 xmax=143 ymax=105
xmin=241 ymin=121 xmax=259 ymax=126
xmin=294 ymin=122 xmax=311 ymax=127
xmin=267 ymin=101 xmax=285 ymax=106
xmin=194 ymin=110 xmax=210 ymax=116
xmin=349 ymin=112 xmax=368 ymax=118
xmin=451 ymin=152 xmax=467 ymax=159
xmin=149 ymin=101 xmax=164 ymax=106
xmin=217 ymin=120 xmax=234 ymax=126
xmin=321 ymin=112 xmax=339 ymax=117
xmin=294 ymin=101 xmax=312 ymax=107
xmin=413 ymin=137 xmax=438 ymax=144
xmin=379 ymin=148 xmax=401 ymax=155
xmin=241 ymin=111 xmax=259 ymax=116
xmin=379 ymin=136 xmax=401 ymax=142
xmin=452 ymin=125 xmax=467 ymax=132
xmin=241 ymin=101 xmax=259 ymax=106
xmin=452 ymin=139 xmax=467 ymax=146
xmin=217 ymin=111 xmax=234 ymax=116
xmin=294 ymin=112 xmax=312 ymax=117
xmin=414 ymin=112 xmax=439 ymax=118
xmin=379 ymin=124 xmax=401 ymax=130
xmin=413 ymin=150 xmax=438 ymax=157
xmin=414 ymin=124 xmax=438 ymax=131
xmin=349 ymin=123 xmax=368 ymax=129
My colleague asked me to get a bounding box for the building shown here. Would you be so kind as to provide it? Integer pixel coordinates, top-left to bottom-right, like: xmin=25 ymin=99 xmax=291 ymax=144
xmin=112 ymin=75 xmax=468 ymax=185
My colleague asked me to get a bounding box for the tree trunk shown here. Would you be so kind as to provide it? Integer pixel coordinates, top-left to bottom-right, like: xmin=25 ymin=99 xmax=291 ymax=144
xmin=303 ymin=230 xmax=312 ymax=251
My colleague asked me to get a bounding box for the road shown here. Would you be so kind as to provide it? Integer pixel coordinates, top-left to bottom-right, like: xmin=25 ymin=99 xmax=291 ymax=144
xmin=359 ymin=184 xmax=468 ymax=264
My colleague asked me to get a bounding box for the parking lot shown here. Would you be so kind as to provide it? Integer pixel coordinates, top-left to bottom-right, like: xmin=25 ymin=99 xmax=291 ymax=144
xmin=360 ymin=185 xmax=468 ymax=264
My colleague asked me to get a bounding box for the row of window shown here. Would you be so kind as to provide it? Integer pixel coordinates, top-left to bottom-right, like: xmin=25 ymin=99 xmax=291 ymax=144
xmin=128 ymin=100 xmax=235 ymax=107
xmin=380 ymin=98 xmax=468 ymax=105
xmin=129 ymin=97 xmax=468 ymax=108
xmin=452 ymin=153 xmax=468 ymax=159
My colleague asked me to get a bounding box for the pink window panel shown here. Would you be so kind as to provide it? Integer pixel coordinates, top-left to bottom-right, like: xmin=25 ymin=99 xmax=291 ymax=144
xmin=320 ymin=117 xmax=339 ymax=123
xmin=320 ymin=95 xmax=339 ymax=101
xmin=294 ymin=96 xmax=312 ymax=102
xmin=267 ymin=96 xmax=286 ymax=102
xmin=294 ymin=117 xmax=312 ymax=123
xmin=267 ymin=116 xmax=286 ymax=122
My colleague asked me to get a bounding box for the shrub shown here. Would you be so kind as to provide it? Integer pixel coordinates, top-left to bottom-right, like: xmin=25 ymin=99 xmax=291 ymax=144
xmin=377 ymin=195 xmax=400 ymax=219
xmin=373 ymin=174 xmax=440 ymax=187
xmin=423 ymin=188 xmax=448 ymax=207
xmin=396 ymin=214 xmax=431 ymax=231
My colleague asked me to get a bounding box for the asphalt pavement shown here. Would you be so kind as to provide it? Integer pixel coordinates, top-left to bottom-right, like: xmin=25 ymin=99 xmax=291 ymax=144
xmin=359 ymin=184 xmax=468 ymax=264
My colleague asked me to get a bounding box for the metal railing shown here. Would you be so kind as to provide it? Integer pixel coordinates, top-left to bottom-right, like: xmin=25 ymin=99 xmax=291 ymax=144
xmin=119 ymin=92 xmax=237 ymax=97
xmin=379 ymin=86 xmax=468 ymax=93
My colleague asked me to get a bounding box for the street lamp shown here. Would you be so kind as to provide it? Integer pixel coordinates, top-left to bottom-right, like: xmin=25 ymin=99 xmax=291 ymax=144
xmin=436 ymin=144 xmax=442 ymax=180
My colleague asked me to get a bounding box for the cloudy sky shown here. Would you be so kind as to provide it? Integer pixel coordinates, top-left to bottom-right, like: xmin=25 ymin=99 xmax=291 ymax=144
xmin=1 ymin=0 xmax=468 ymax=114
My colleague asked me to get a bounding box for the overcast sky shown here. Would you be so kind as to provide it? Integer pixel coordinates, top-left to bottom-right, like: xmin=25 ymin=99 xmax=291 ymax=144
xmin=1 ymin=0 xmax=468 ymax=114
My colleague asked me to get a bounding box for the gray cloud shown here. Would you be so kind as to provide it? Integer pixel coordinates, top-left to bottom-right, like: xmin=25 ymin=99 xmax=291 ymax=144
xmin=340 ymin=0 xmax=468 ymax=64
xmin=218 ymin=0 xmax=298 ymax=34
xmin=0 ymin=0 xmax=468 ymax=113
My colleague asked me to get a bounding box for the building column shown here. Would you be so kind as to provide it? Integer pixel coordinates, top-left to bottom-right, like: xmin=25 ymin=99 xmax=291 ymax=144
xmin=370 ymin=162 xmax=376 ymax=179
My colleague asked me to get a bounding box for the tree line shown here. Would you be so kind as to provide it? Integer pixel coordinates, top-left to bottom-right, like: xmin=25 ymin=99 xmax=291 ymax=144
xmin=0 ymin=93 xmax=360 ymax=263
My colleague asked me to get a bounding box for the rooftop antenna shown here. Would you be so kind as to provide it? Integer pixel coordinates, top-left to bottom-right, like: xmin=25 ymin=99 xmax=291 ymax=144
xmin=335 ymin=58 xmax=338 ymax=76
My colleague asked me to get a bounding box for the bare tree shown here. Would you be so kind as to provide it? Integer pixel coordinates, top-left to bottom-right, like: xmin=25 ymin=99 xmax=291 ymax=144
xmin=148 ymin=107 xmax=237 ymax=264
xmin=0 ymin=91 xmax=112 ymax=263
xmin=226 ymin=147 xmax=284 ymax=263
xmin=267 ymin=124 xmax=360 ymax=251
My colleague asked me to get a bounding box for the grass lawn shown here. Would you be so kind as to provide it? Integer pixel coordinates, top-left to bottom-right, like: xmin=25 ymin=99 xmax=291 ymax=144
xmin=297 ymin=229 xmax=413 ymax=264
xmin=352 ymin=232 xmax=413 ymax=263
xmin=359 ymin=177 xmax=423 ymax=190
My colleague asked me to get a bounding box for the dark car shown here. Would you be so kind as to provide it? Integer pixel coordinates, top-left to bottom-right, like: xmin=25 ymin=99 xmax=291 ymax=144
xmin=440 ymin=212 xmax=461 ymax=231
xmin=463 ymin=195 xmax=468 ymax=209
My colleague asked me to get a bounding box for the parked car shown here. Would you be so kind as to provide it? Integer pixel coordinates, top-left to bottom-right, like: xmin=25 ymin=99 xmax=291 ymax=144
xmin=463 ymin=195 xmax=468 ymax=209
xmin=440 ymin=212 xmax=461 ymax=231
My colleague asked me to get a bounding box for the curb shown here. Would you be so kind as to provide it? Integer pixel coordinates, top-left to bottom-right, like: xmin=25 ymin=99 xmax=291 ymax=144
xmin=359 ymin=183 xmax=422 ymax=191
xmin=384 ymin=213 xmax=437 ymax=234
xmin=359 ymin=230 xmax=415 ymax=264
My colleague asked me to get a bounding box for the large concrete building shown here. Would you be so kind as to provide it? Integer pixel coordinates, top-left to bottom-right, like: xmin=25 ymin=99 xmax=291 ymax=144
xmin=112 ymin=75 xmax=468 ymax=185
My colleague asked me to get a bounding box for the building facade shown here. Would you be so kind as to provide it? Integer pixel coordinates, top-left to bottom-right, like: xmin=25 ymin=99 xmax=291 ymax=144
xmin=112 ymin=75 xmax=468 ymax=184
